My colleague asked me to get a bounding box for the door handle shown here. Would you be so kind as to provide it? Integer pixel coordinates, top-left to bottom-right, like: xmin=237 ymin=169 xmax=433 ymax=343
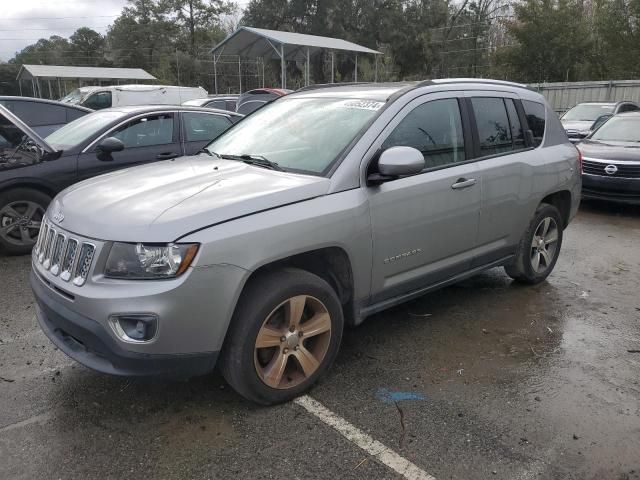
xmin=451 ymin=178 xmax=477 ymax=190
xmin=157 ymin=152 xmax=180 ymax=160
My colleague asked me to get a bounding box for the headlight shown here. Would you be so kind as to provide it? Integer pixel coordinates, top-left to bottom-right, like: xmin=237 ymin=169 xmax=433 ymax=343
xmin=104 ymin=242 xmax=199 ymax=279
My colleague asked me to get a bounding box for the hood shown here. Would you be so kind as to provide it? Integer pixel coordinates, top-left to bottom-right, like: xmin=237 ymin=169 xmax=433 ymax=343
xmin=0 ymin=104 xmax=56 ymax=154
xmin=49 ymin=156 xmax=331 ymax=242
xmin=561 ymin=120 xmax=594 ymax=133
xmin=577 ymin=140 xmax=640 ymax=162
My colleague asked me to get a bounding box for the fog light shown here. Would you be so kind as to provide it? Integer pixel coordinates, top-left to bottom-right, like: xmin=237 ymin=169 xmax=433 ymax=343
xmin=109 ymin=314 xmax=158 ymax=343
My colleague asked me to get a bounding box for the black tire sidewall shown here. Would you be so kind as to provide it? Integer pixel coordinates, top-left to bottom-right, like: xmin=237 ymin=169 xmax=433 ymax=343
xmin=519 ymin=204 xmax=564 ymax=283
xmin=0 ymin=188 xmax=51 ymax=255
xmin=221 ymin=268 xmax=344 ymax=405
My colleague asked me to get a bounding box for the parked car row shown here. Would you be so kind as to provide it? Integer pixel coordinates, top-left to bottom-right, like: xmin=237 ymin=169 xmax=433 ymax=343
xmin=0 ymin=103 xmax=242 ymax=253
xmin=560 ymin=101 xmax=640 ymax=205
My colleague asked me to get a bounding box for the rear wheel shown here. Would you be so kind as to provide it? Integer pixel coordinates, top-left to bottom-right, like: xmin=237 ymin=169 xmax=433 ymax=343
xmin=220 ymin=268 xmax=343 ymax=405
xmin=505 ymin=203 xmax=563 ymax=284
xmin=0 ymin=188 xmax=50 ymax=255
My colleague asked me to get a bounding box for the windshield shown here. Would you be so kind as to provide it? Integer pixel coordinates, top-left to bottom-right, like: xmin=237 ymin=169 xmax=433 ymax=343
xmin=205 ymin=97 xmax=385 ymax=175
xmin=562 ymin=104 xmax=614 ymax=122
xmin=59 ymin=88 xmax=84 ymax=105
xmin=0 ymin=114 xmax=47 ymax=170
xmin=590 ymin=116 xmax=640 ymax=142
xmin=45 ymin=110 xmax=124 ymax=149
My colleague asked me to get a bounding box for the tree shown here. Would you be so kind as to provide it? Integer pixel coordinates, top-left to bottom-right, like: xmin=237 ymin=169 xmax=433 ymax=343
xmin=499 ymin=0 xmax=593 ymax=82
xmin=69 ymin=28 xmax=108 ymax=66
xmin=170 ymin=0 xmax=230 ymax=56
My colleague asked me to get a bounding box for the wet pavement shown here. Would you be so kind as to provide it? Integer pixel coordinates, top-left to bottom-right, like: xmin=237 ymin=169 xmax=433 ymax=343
xmin=1 ymin=200 xmax=639 ymax=480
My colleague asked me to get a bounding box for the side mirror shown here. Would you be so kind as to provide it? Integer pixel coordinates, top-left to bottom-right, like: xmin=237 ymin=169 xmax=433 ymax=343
xmin=95 ymin=137 xmax=124 ymax=161
xmin=368 ymin=147 xmax=425 ymax=185
xmin=590 ymin=114 xmax=612 ymax=132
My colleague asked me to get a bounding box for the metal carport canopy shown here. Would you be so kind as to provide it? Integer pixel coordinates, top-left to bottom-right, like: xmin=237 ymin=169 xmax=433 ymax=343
xmin=210 ymin=26 xmax=382 ymax=91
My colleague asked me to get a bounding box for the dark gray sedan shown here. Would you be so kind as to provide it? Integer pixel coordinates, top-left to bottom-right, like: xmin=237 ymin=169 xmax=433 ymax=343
xmin=578 ymin=112 xmax=640 ymax=204
xmin=0 ymin=104 xmax=243 ymax=254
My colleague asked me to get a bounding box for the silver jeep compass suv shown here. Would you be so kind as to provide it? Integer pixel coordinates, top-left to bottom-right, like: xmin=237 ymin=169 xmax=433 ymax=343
xmin=31 ymin=79 xmax=581 ymax=404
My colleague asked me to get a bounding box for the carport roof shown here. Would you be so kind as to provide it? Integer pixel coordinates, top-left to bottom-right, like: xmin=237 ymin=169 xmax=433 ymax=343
xmin=210 ymin=26 xmax=382 ymax=61
xmin=17 ymin=65 xmax=156 ymax=81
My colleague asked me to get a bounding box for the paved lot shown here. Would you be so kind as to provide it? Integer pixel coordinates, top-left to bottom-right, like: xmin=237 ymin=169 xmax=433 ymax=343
xmin=1 ymin=201 xmax=639 ymax=480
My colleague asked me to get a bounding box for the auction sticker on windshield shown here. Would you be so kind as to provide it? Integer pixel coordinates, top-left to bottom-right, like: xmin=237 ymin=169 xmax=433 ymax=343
xmin=342 ymin=100 xmax=385 ymax=111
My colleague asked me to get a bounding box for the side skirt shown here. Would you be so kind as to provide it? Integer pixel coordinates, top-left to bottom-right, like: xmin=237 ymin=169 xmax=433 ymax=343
xmin=355 ymin=255 xmax=514 ymax=324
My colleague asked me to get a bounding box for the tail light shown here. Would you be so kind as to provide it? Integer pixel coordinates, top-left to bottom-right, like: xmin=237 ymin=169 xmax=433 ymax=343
xmin=576 ymin=147 xmax=583 ymax=173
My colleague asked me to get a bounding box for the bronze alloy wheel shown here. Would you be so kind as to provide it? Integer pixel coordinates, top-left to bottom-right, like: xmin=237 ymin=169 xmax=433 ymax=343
xmin=254 ymin=295 xmax=332 ymax=390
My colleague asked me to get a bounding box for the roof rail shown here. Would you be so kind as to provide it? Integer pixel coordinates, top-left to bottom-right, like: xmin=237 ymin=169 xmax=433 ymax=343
xmin=295 ymin=82 xmax=374 ymax=92
xmin=418 ymin=78 xmax=528 ymax=88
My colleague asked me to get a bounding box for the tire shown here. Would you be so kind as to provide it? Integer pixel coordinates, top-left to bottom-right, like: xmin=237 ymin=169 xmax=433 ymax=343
xmin=220 ymin=268 xmax=344 ymax=405
xmin=0 ymin=188 xmax=50 ymax=255
xmin=505 ymin=203 xmax=563 ymax=285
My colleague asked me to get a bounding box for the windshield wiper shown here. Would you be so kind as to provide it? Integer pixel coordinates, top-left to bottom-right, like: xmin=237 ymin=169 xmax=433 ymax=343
xmin=219 ymin=153 xmax=283 ymax=171
xmin=197 ymin=149 xmax=214 ymax=156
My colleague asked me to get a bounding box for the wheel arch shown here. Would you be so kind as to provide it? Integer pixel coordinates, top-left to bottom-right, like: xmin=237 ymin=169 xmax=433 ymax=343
xmin=540 ymin=190 xmax=572 ymax=228
xmin=0 ymin=179 xmax=57 ymax=199
xmin=236 ymin=246 xmax=357 ymax=327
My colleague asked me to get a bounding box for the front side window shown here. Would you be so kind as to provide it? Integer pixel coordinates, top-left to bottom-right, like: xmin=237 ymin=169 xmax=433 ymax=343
xmin=83 ymin=91 xmax=112 ymax=110
xmin=382 ymin=98 xmax=465 ymax=169
xmin=206 ymin=97 xmax=383 ymax=175
xmin=471 ymin=97 xmax=514 ymax=156
xmin=183 ymin=113 xmax=231 ymax=142
xmin=111 ymin=114 xmax=174 ymax=148
xmin=522 ymin=100 xmax=546 ymax=147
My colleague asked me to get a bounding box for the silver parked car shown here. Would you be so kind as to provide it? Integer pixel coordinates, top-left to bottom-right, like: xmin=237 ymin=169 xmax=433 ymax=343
xmin=30 ymin=79 xmax=581 ymax=404
xmin=561 ymin=101 xmax=639 ymax=143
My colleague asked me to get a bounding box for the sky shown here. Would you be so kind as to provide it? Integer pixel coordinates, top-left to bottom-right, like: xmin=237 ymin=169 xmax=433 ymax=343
xmin=0 ymin=0 xmax=250 ymax=61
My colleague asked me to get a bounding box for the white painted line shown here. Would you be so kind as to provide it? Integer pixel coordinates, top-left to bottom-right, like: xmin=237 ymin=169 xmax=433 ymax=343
xmin=294 ymin=395 xmax=436 ymax=480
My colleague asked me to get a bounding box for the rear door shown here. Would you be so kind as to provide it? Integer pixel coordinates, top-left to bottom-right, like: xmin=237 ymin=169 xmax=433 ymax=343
xmin=76 ymin=111 xmax=182 ymax=180
xmin=181 ymin=111 xmax=233 ymax=155
xmin=366 ymin=93 xmax=481 ymax=303
xmin=465 ymin=92 xmax=534 ymax=267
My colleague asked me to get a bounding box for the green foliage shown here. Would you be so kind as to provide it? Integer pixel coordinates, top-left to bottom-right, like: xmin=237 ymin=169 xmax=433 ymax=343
xmin=5 ymin=0 xmax=640 ymax=96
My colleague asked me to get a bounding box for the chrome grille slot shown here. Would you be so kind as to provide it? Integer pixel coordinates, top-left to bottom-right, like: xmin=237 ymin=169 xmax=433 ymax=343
xmin=49 ymin=234 xmax=66 ymax=276
xmin=37 ymin=222 xmax=50 ymax=262
xmin=73 ymin=243 xmax=96 ymax=286
xmin=42 ymin=227 xmax=57 ymax=269
xmin=34 ymin=220 xmax=46 ymax=255
xmin=60 ymin=239 xmax=78 ymax=282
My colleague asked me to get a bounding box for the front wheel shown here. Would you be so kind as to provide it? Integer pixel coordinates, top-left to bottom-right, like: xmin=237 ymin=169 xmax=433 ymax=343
xmin=0 ymin=188 xmax=50 ymax=255
xmin=505 ymin=203 xmax=563 ymax=284
xmin=220 ymin=268 xmax=344 ymax=405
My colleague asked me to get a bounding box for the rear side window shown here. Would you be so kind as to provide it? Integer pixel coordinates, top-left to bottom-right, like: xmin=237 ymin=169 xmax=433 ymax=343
xmin=383 ymin=98 xmax=465 ymax=169
xmin=471 ymin=98 xmax=515 ymax=156
xmin=522 ymin=100 xmax=546 ymax=147
xmin=183 ymin=112 xmax=231 ymax=142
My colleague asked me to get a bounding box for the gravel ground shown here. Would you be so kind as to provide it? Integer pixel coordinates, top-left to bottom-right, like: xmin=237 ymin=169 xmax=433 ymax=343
xmin=1 ymin=200 xmax=639 ymax=480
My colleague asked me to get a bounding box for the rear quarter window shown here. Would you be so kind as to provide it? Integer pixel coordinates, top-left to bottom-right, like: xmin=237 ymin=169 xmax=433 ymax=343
xmin=522 ymin=100 xmax=546 ymax=147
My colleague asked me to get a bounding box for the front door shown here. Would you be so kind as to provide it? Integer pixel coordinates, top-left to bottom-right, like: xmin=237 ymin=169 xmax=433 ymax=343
xmin=366 ymin=94 xmax=481 ymax=303
xmin=76 ymin=112 xmax=183 ymax=181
